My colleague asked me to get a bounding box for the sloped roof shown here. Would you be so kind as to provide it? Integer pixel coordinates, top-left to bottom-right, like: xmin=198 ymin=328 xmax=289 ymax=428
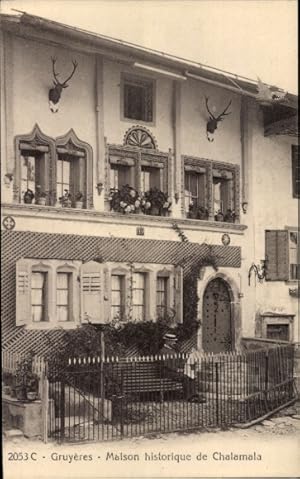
xmin=0 ymin=11 xmax=297 ymax=109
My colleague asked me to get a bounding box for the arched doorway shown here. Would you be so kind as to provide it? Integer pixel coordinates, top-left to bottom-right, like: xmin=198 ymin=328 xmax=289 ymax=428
xmin=202 ymin=278 xmax=233 ymax=353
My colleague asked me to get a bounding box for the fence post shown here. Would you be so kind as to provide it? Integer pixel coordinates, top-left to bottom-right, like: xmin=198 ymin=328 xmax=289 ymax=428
xmin=100 ymin=332 xmax=105 ymax=423
xmin=264 ymin=350 xmax=269 ymax=405
xmin=41 ymin=373 xmax=49 ymax=443
xmin=215 ymin=361 xmax=219 ymax=426
xmin=60 ymin=374 xmax=65 ymax=442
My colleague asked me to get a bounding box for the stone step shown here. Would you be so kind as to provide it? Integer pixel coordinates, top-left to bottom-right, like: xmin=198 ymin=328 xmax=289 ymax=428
xmin=4 ymin=429 xmax=24 ymax=439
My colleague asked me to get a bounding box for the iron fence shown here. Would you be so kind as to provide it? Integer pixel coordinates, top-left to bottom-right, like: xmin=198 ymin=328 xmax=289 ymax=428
xmin=46 ymin=344 xmax=296 ymax=443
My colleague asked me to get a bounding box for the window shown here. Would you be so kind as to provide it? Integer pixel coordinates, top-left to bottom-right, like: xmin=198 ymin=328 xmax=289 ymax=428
xmin=141 ymin=166 xmax=161 ymax=192
xmin=289 ymin=231 xmax=299 ymax=280
xmin=56 ymin=156 xmax=71 ymax=199
xmin=292 ymin=145 xmax=299 ymax=198
xmin=123 ymin=75 xmax=154 ymax=122
xmin=56 ymin=149 xmax=87 ymax=207
xmin=111 ymin=275 xmax=125 ymax=320
xmin=184 ymin=171 xmax=205 ymax=214
xmin=183 ymin=157 xmax=239 ymax=222
xmin=19 ymin=144 xmax=49 ymax=205
xmin=213 ymin=169 xmax=233 ymax=216
xmin=16 ymin=258 xmax=81 ymax=328
xmin=56 ymin=272 xmax=71 ymax=322
xmin=110 ymin=164 xmax=133 ymax=189
xmin=266 ymin=324 xmax=289 ymax=341
xmin=15 ymin=126 xmax=93 ymax=208
xmin=265 ymin=229 xmax=299 ymax=281
xmin=31 ymin=272 xmax=47 ymax=322
xmin=108 ymin=146 xmax=169 ymax=213
xmin=156 ymin=276 xmax=168 ymax=317
xmin=132 ymin=273 xmax=146 ymax=321
xmin=261 ymin=313 xmax=294 ymax=342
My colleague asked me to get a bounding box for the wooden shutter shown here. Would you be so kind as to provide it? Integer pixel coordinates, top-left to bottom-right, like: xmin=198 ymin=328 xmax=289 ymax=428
xmin=16 ymin=258 xmax=31 ymax=326
xmin=265 ymin=230 xmax=289 ymax=281
xmin=174 ymin=265 xmax=183 ymax=323
xmin=292 ymin=145 xmax=299 ymax=198
xmin=80 ymin=261 xmax=105 ymax=323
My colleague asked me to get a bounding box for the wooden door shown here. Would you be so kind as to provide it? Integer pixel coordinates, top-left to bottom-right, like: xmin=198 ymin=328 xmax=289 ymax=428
xmin=202 ymin=278 xmax=233 ymax=353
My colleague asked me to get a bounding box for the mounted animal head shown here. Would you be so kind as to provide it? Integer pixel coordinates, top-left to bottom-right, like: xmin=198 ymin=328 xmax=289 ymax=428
xmin=48 ymin=57 xmax=78 ymax=113
xmin=205 ymin=97 xmax=232 ymax=141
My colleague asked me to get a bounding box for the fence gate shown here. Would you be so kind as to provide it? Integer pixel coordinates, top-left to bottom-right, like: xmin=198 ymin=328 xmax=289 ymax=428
xmin=46 ymin=344 xmax=296 ymax=443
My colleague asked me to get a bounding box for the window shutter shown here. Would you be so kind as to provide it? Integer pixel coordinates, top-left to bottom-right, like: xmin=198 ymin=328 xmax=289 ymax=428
xmin=80 ymin=261 xmax=105 ymax=323
xmin=265 ymin=230 xmax=289 ymax=281
xmin=292 ymin=145 xmax=299 ymax=198
xmin=174 ymin=265 xmax=183 ymax=323
xmin=16 ymin=258 xmax=31 ymax=326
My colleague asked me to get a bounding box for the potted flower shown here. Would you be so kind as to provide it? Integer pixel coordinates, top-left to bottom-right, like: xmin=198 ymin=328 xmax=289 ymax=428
xmin=37 ymin=191 xmax=47 ymax=206
xmin=14 ymin=355 xmax=39 ymax=402
xmin=109 ymin=185 xmax=141 ymax=214
xmin=74 ymin=191 xmax=84 ymax=209
xmin=23 ymin=189 xmax=35 ymax=204
xmin=224 ymin=209 xmax=236 ymax=223
xmin=188 ymin=203 xmax=208 ymax=220
xmin=215 ymin=210 xmax=224 ymax=222
xmin=59 ymin=189 xmax=72 ymax=208
xmin=197 ymin=206 xmax=209 ymax=220
xmin=142 ymin=187 xmax=172 ymax=216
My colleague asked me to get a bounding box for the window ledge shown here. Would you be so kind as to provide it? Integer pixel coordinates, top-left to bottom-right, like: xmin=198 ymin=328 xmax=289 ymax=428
xmin=2 ymin=203 xmax=247 ymax=234
xmin=25 ymin=322 xmax=79 ymax=330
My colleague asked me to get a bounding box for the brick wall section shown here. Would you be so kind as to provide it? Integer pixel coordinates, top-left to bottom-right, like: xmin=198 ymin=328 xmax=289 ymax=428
xmin=1 ymin=230 xmax=241 ymax=356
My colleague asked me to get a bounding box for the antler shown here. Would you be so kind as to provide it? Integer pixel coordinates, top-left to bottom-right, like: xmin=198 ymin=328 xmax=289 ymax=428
xmin=205 ymin=97 xmax=216 ymax=120
xmin=51 ymin=56 xmax=60 ymax=85
xmin=215 ymin=100 xmax=232 ymax=121
xmin=61 ymin=60 xmax=78 ymax=88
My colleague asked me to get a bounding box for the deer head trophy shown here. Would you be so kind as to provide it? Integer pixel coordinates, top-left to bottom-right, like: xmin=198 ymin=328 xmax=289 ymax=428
xmin=48 ymin=57 xmax=78 ymax=113
xmin=205 ymin=97 xmax=232 ymax=142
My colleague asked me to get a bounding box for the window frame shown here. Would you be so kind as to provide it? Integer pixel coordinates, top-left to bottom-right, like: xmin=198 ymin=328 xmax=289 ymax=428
xmin=285 ymin=226 xmax=300 ymax=283
xmin=16 ymin=258 xmax=81 ymax=329
xmin=182 ymin=156 xmax=240 ymax=222
xmin=121 ymin=73 xmax=156 ymax=125
xmin=14 ymin=125 xmax=55 ymax=205
xmin=111 ymin=273 xmax=126 ymax=321
xmin=106 ymin=144 xmax=169 ymax=202
xmin=14 ymin=125 xmax=93 ymax=209
xmin=132 ymin=271 xmax=147 ymax=322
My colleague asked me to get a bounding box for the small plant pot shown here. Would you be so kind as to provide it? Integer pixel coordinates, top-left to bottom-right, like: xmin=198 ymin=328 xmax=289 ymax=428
xmin=26 ymin=391 xmax=38 ymax=401
xmin=150 ymin=206 xmax=160 ymax=216
xmin=3 ymin=385 xmax=11 ymax=396
xmin=75 ymin=201 xmax=83 ymax=209
xmin=62 ymin=200 xmax=72 ymax=208
xmin=24 ymin=195 xmax=34 ymax=204
xmin=15 ymin=386 xmax=27 ymax=401
xmin=215 ymin=214 xmax=224 ymax=222
xmin=37 ymin=197 xmax=46 ymax=206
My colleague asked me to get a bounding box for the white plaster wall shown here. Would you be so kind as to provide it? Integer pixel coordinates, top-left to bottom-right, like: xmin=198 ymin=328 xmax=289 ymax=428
xmin=180 ymin=79 xmax=242 ymax=163
xmin=11 ymin=37 xmax=97 ymax=149
xmin=243 ymin=106 xmax=299 ymax=341
xmin=103 ymin=60 xmax=173 ymax=151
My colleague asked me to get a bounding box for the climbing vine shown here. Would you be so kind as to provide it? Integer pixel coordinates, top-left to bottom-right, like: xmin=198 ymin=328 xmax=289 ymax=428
xmin=182 ymin=245 xmax=219 ymax=332
xmin=172 ymin=222 xmax=189 ymax=242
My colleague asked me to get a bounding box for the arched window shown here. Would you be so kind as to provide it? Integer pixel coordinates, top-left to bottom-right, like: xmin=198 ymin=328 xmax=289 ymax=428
xmin=55 ymin=129 xmax=93 ymax=209
xmin=14 ymin=124 xmax=55 ymax=205
xmin=14 ymin=126 xmax=93 ymax=208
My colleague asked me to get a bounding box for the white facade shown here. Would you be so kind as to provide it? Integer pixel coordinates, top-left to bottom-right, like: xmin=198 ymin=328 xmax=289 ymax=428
xmin=1 ymin=13 xmax=298 ymax=354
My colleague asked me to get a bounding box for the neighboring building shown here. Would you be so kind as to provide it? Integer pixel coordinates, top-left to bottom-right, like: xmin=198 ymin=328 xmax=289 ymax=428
xmin=1 ymin=12 xmax=298 ymax=357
